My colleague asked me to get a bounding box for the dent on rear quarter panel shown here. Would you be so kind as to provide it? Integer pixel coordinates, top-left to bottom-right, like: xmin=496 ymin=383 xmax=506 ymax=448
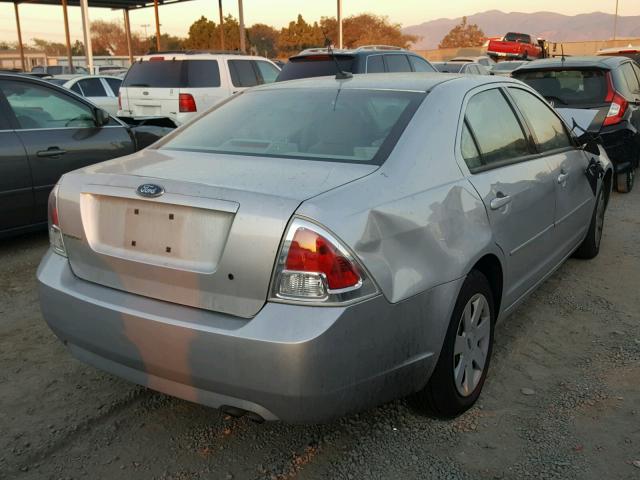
xmin=297 ymin=80 xmax=496 ymax=303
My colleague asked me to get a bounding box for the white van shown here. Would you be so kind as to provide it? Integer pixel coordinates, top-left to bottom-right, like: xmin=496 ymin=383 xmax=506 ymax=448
xmin=117 ymin=52 xmax=281 ymax=126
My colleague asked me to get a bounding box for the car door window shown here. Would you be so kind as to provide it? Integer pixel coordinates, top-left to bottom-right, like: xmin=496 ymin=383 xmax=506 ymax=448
xmin=229 ymin=60 xmax=260 ymax=87
xmin=105 ymin=78 xmax=122 ymax=96
xmin=409 ymin=55 xmax=434 ymax=72
xmin=461 ymin=121 xmax=482 ymax=170
xmin=366 ymin=55 xmax=385 ymax=73
xmin=621 ymin=63 xmax=640 ymax=93
xmin=508 ymin=87 xmax=572 ymax=152
xmin=463 ymin=88 xmax=530 ymax=170
xmin=254 ymin=61 xmax=279 ymax=84
xmin=77 ymin=78 xmax=107 ymax=97
xmin=384 ymin=54 xmax=412 ymax=72
xmin=70 ymin=82 xmax=83 ymax=95
xmin=1 ymin=80 xmax=95 ymax=129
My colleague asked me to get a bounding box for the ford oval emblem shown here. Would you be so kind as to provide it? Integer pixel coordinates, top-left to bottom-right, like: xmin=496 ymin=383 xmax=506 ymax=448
xmin=136 ymin=183 xmax=164 ymax=198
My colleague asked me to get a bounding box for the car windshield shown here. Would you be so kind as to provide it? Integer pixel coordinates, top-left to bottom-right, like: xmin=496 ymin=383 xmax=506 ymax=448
xmin=433 ymin=63 xmax=464 ymax=73
xmin=162 ymin=88 xmax=423 ymax=165
xmin=514 ymin=68 xmax=609 ymax=106
xmin=122 ymin=60 xmax=221 ymax=88
xmin=493 ymin=62 xmax=524 ymax=71
xmin=276 ymin=55 xmax=355 ymax=81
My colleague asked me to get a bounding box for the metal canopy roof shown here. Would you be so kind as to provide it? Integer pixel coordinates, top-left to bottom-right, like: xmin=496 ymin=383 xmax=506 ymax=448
xmin=0 ymin=0 xmax=190 ymax=9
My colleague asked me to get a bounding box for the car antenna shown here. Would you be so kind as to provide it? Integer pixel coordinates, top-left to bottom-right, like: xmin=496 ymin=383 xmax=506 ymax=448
xmin=322 ymin=31 xmax=353 ymax=80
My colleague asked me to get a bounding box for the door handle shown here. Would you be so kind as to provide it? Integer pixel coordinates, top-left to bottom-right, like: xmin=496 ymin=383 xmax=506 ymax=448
xmin=490 ymin=193 xmax=511 ymax=210
xmin=37 ymin=147 xmax=66 ymax=158
xmin=557 ymin=172 xmax=569 ymax=184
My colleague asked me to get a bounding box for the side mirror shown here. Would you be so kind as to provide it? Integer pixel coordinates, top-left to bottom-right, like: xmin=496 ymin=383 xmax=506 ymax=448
xmin=94 ymin=108 xmax=110 ymax=127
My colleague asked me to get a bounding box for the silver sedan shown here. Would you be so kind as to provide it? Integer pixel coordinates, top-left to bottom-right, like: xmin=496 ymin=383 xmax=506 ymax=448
xmin=38 ymin=73 xmax=613 ymax=423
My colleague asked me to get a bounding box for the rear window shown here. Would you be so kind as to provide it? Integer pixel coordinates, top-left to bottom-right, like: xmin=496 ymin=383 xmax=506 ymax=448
xmin=276 ymin=56 xmax=355 ymax=81
xmin=162 ymin=88 xmax=424 ymax=165
xmin=122 ymin=60 xmax=221 ymax=88
xmin=433 ymin=63 xmax=464 ymax=73
xmin=504 ymin=33 xmax=531 ymax=43
xmin=514 ymin=69 xmax=609 ymax=106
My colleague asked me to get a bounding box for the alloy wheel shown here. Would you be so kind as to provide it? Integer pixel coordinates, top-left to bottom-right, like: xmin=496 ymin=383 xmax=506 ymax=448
xmin=453 ymin=293 xmax=491 ymax=397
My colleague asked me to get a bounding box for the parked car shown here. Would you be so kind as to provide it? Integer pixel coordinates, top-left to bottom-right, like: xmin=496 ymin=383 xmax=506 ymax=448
xmin=597 ymin=45 xmax=640 ymax=63
xmin=513 ymin=56 xmax=640 ymax=192
xmin=117 ymin=51 xmax=281 ymax=127
xmin=433 ymin=61 xmax=490 ymax=75
xmin=38 ymin=73 xmax=612 ymax=423
xmin=490 ymin=61 xmax=527 ymax=77
xmin=276 ymin=46 xmax=436 ymax=81
xmin=31 ymin=65 xmax=88 ymax=75
xmin=46 ymin=75 xmax=122 ymax=115
xmin=0 ymin=73 xmax=171 ymax=238
xmin=451 ymin=55 xmax=496 ymax=68
xmin=487 ymin=33 xmax=543 ymax=60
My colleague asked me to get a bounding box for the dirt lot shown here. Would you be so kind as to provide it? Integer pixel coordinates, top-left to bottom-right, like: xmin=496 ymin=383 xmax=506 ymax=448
xmin=1 ymin=188 xmax=639 ymax=480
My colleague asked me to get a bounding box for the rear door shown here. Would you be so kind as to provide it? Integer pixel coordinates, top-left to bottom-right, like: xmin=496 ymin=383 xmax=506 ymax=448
xmin=0 ymin=78 xmax=135 ymax=224
xmin=460 ymin=87 xmax=557 ymax=308
xmin=0 ymin=92 xmax=33 ymax=232
xmin=507 ymin=86 xmax=595 ymax=259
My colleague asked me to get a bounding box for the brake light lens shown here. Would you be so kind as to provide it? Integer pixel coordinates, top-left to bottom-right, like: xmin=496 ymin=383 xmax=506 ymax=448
xmin=179 ymin=93 xmax=197 ymax=113
xmin=47 ymin=185 xmax=66 ymax=257
xmin=271 ymin=218 xmax=378 ymax=303
xmin=603 ymin=72 xmax=628 ymax=126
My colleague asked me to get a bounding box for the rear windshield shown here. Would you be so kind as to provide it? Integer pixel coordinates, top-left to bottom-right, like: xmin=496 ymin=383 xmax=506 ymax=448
xmin=504 ymin=33 xmax=531 ymax=43
xmin=122 ymin=60 xmax=221 ymax=88
xmin=514 ymin=69 xmax=609 ymax=106
xmin=276 ymin=56 xmax=355 ymax=81
xmin=433 ymin=63 xmax=464 ymax=73
xmin=162 ymin=88 xmax=424 ymax=165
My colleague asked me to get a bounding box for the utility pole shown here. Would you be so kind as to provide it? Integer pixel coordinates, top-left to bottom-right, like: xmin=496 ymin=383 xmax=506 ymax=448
xmin=613 ymin=0 xmax=619 ymax=40
xmin=238 ymin=0 xmax=246 ymax=53
xmin=79 ymin=0 xmax=93 ymax=73
xmin=218 ymin=0 xmax=225 ymax=50
xmin=337 ymin=0 xmax=343 ymax=49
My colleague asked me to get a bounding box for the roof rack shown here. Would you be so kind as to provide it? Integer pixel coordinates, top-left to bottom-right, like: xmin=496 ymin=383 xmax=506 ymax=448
xmin=297 ymin=47 xmax=352 ymax=55
xmin=143 ymin=50 xmax=245 ymax=56
xmin=355 ymin=45 xmax=405 ymax=51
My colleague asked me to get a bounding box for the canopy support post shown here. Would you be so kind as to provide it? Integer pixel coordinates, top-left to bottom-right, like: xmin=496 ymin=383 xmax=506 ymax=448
xmin=153 ymin=0 xmax=161 ymax=52
xmin=79 ymin=0 xmax=94 ymax=73
xmin=61 ymin=0 xmax=74 ymax=73
xmin=123 ymin=9 xmax=133 ymax=65
xmin=337 ymin=0 xmax=343 ymax=49
xmin=13 ymin=2 xmax=26 ymax=72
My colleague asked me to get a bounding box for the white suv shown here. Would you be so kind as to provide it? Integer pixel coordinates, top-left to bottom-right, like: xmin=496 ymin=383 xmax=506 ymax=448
xmin=117 ymin=52 xmax=281 ymax=126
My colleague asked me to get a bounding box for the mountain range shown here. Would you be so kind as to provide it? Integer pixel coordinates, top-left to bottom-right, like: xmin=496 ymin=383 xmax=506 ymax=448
xmin=403 ymin=10 xmax=640 ymax=50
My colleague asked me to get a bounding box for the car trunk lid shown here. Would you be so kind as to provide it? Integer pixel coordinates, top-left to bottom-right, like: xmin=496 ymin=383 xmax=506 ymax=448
xmin=58 ymin=149 xmax=377 ymax=318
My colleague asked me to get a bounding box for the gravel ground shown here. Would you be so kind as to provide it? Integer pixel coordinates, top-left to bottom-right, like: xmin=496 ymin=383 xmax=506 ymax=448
xmin=1 ymin=187 xmax=639 ymax=480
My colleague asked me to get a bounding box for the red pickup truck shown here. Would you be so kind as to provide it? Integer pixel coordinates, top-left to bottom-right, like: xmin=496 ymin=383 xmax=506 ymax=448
xmin=487 ymin=32 xmax=543 ymax=60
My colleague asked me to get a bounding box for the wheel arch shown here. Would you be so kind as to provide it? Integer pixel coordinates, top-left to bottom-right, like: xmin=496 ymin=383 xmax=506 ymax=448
xmin=603 ymin=168 xmax=613 ymax=207
xmin=470 ymin=254 xmax=504 ymax=317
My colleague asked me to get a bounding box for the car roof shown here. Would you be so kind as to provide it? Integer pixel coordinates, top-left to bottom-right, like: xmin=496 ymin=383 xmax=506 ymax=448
xmin=136 ymin=51 xmax=268 ymax=61
xmin=290 ymin=46 xmax=410 ymax=60
xmin=515 ymin=56 xmax=627 ymax=71
xmin=253 ymin=72 xmax=516 ymax=93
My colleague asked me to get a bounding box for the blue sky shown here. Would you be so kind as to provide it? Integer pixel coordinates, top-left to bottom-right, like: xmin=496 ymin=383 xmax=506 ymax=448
xmin=1 ymin=0 xmax=638 ymax=44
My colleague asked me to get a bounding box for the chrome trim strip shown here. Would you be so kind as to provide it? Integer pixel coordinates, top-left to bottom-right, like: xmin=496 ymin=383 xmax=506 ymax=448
xmin=509 ymin=223 xmax=554 ymax=256
xmin=555 ymin=197 xmax=592 ymax=226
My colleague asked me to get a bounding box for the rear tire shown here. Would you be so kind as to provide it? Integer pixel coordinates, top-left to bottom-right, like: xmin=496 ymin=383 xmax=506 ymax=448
xmin=411 ymin=270 xmax=495 ymax=418
xmin=615 ymin=169 xmax=634 ymax=193
xmin=574 ymin=188 xmax=605 ymax=259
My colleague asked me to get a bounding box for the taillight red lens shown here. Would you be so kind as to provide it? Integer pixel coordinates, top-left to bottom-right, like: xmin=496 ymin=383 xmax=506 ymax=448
xmin=47 ymin=186 xmax=59 ymax=227
xmin=285 ymin=227 xmax=360 ymax=290
xmin=604 ymin=91 xmax=628 ymax=126
xmin=179 ymin=93 xmax=197 ymax=113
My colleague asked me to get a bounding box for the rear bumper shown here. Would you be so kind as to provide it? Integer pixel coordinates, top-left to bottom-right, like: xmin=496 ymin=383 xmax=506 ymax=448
xmin=600 ymin=124 xmax=639 ymax=172
xmin=37 ymin=251 xmax=460 ymax=423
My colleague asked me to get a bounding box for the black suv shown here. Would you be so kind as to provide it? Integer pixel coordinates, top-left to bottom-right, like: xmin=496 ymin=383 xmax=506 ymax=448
xmin=276 ymin=45 xmax=436 ymax=81
xmin=513 ymin=56 xmax=640 ymax=192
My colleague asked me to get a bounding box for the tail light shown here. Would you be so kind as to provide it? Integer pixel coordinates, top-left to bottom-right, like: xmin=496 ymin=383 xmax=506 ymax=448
xmin=270 ymin=218 xmax=378 ymax=304
xmin=603 ymin=72 xmax=628 ymax=127
xmin=179 ymin=93 xmax=197 ymax=113
xmin=48 ymin=185 xmax=66 ymax=257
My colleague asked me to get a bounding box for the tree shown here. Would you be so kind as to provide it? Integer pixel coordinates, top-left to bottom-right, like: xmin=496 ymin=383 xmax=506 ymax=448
xmin=148 ymin=33 xmax=184 ymax=52
xmin=248 ymin=23 xmax=279 ymax=57
xmin=277 ymin=14 xmax=324 ymax=56
xmin=438 ymin=17 xmax=485 ymax=49
xmin=184 ymin=15 xmax=217 ymax=50
xmin=31 ymin=38 xmax=69 ymax=56
xmin=320 ymin=14 xmax=419 ymax=50
xmin=91 ymin=20 xmax=148 ymax=55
